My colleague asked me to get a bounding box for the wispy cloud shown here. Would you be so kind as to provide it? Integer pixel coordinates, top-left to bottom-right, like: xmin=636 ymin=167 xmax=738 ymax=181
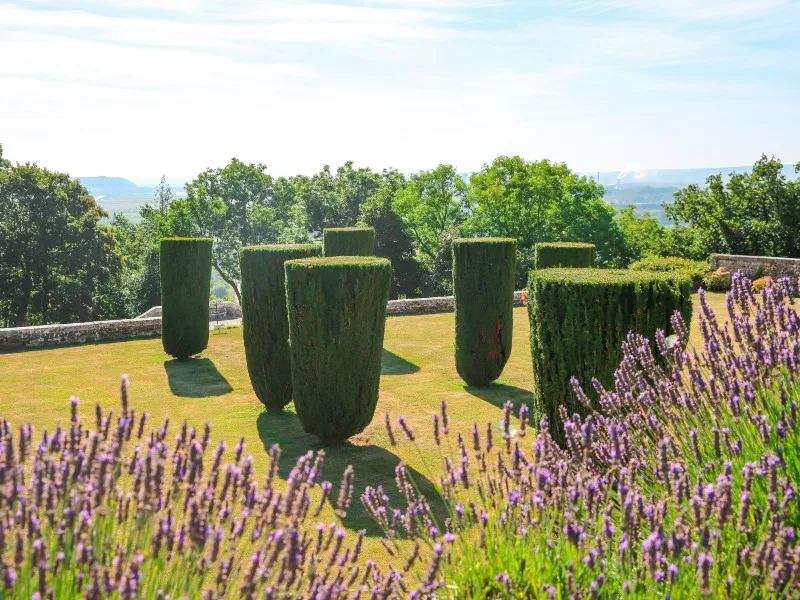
xmin=0 ymin=0 xmax=798 ymax=179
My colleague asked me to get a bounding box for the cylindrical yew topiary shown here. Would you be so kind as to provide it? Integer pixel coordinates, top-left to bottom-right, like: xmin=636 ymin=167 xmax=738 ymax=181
xmin=527 ymin=268 xmax=693 ymax=443
xmin=285 ymin=256 xmax=392 ymax=443
xmin=452 ymin=238 xmax=517 ymax=386
xmin=323 ymin=227 xmax=376 ymax=257
xmin=533 ymin=242 xmax=596 ymax=269
xmin=240 ymin=243 xmax=322 ymax=412
xmin=160 ymin=237 xmax=213 ymax=360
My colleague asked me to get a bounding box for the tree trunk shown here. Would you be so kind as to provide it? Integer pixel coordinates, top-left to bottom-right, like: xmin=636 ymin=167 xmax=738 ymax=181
xmin=14 ymin=271 xmax=31 ymax=327
xmin=214 ymin=263 xmax=241 ymax=306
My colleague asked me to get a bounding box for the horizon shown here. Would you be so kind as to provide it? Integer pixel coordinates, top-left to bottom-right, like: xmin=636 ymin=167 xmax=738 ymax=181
xmin=2 ymin=0 xmax=799 ymax=179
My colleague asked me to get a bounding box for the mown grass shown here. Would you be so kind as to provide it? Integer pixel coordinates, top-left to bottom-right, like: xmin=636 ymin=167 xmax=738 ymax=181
xmin=0 ymin=293 xmax=725 ymax=565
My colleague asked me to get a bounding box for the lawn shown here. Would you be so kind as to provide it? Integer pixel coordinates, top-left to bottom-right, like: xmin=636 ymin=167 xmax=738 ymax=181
xmin=0 ymin=292 xmax=726 ymax=564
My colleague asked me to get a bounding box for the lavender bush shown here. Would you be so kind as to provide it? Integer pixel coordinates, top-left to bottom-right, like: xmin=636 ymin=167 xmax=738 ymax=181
xmin=369 ymin=274 xmax=800 ymax=598
xmin=0 ymin=376 xmax=444 ymax=599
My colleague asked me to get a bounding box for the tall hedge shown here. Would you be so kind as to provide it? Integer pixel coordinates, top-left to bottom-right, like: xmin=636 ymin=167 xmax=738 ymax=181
xmin=533 ymin=242 xmax=596 ymax=269
xmin=160 ymin=237 xmax=213 ymax=360
xmin=323 ymin=227 xmax=375 ymax=257
xmin=528 ymin=268 xmax=692 ymax=443
xmin=285 ymin=256 xmax=392 ymax=442
xmin=240 ymin=244 xmax=322 ymax=411
xmin=453 ymin=238 xmax=517 ymax=386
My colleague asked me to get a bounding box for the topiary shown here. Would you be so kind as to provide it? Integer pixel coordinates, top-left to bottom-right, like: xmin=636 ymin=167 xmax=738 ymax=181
xmin=323 ymin=227 xmax=376 ymax=257
xmin=285 ymin=256 xmax=392 ymax=442
xmin=159 ymin=237 xmax=213 ymax=360
xmin=527 ymin=268 xmax=693 ymax=443
xmin=240 ymin=243 xmax=322 ymax=411
xmin=452 ymin=238 xmax=517 ymax=387
xmin=629 ymin=255 xmax=708 ymax=290
xmin=532 ymin=242 xmax=596 ymax=269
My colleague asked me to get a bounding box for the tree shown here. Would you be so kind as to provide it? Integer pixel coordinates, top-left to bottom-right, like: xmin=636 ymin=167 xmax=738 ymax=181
xmin=393 ymin=165 xmax=468 ymax=260
xmin=181 ymin=159 xmax=285 ymax=303
xmin=467 ymin=156 xmax=627 ymax=283
xmin=0 ymin=158 xmax=120 ymax=326
xmin=615 ymin=205 xmax=677 ymax=264
xmin=666 ymin=155 xmax=800 ymax=260
xmin=359 ymin=173 xmax=424 ymax=298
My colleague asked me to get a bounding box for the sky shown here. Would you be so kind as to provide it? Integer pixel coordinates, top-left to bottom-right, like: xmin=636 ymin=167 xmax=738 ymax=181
xmin=1 ymin=0 xmax=799 ymax=183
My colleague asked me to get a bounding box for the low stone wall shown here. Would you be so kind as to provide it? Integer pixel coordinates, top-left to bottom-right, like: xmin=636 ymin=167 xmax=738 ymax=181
xmin=710 ymin=253 xmax=800 ymax=279
xmin=1 ymin=292 xmax=527 ymax=351
xmin=0 ymin=318 xmax=161 ymax=351
xmin=138 ymin=301 xmax=242 ymax=319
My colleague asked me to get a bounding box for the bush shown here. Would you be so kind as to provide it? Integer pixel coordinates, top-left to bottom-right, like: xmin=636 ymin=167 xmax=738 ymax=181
xmin=527 ymin=268 xmax=692 ymax=442
xmin=629 ymin=255 xmax=708 ymax=289
xmin=285 ymin=256 xmax=392 ymax=442
xmin=159 ymin=237 xmax=212 ymax=360
xmin=703 ymin=267 xmax=732 ymax=292
xmin=753 ymin=275 xmax=773 ymax=292
xmin=532 ymin=242 xmax=596 ymax=269
xmin=240 ymin=243 xmax=321 ymax=411
xmin=452 ymin=238 xmax=516 ymax=386
xmin=323 ymin=227 xmax=376 ymax=257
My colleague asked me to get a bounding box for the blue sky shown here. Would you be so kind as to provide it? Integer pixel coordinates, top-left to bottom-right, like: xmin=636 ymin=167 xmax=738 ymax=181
xmin=1 ymin=0 xmax=798 ymax=182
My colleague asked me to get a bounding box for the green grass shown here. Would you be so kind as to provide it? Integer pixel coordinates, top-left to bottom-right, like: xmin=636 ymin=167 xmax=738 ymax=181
xmin=0 ymin=293 xmax=726 ymax=565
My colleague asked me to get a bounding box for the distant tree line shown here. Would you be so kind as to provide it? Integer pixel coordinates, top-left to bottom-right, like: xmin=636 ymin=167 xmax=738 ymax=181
xmin=1 ymin=144 xmax=798 ymax=327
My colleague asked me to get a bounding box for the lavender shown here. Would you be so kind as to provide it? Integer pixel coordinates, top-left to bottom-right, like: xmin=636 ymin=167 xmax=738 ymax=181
xmin=369 ymin=275 xmax=800 ymax=597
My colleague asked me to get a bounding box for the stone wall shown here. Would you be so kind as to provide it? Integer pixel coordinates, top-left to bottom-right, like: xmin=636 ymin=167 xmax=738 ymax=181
xmin=0 ymin=318 xmax=161 ymax=351
xmin=138 ymin=301 xmax=242 ymax=319
xmin=1 ymin=292 xmax=527 ymax=351
xmin=710 ymin=253 xmax=800 ymax=279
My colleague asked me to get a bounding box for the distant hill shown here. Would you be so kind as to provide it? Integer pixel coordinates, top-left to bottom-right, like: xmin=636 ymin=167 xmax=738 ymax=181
xmin=77 ymin=176 xmax=185 ymax=222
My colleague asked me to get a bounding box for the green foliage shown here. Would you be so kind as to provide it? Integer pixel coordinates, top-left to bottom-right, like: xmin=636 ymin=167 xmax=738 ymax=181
xmin=285 ymin=257 xmax=392 ymax=442
xmin=159 ymin=238 xmax=213 ymax=360
xmin=453 ymin=238 xmax=517 ymax=386
xmin=393 ymin=164 xmax=468 ymax=260
xmin=703 ymin=269 xmax=732 ymax=292
xmin=0 ymin=158 xmax=121 ymax=327
xmin=666 ymin=155 xmax=800 ymax=259
xmin=527 ymin=268 xmax=692 ymax=442
xmin=240 ymin=243 xmax=321 ymax=411
xmin=532 ymin=242 xmax=596 ymax=269
xmin=614 ymin=204 xmax=678 ymax=263
xmin=629 ymin=255 xmax=708 ymax=290
xmin=180 ymin=159 xmax=288 ymax=303
xmin=359 ymin=185 xmax=424 ymax=298
xmin=467 ymin=156 xmax=627 ymax=284
xmin=323 ymin=227 xmax=376 ymax=257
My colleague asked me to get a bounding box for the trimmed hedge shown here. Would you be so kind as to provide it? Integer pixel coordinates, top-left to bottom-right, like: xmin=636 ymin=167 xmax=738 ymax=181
xmin=629 ymin=255 xmax=708 ymax=290
xmin=452 ymin=238 xmax=517 ymax=386
xmin=240 ymin=244 xmax=322 ymax=411
xmin=160 ymin=237 xmax=213 ymax=360
xmin=533 ymin=242 xmax=596 ymax=269
xmin=528 ymin=268 xmax=693 ymax=443
xmin=323 ymin=227 xmax=375 ymax=257
xmin=285 ymin=256 xmax=392 ymax=442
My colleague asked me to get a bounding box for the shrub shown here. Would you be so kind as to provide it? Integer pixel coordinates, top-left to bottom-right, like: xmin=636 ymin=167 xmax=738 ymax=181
xmin=629 ymin=255 xmax=708 ymax=289
xmin=240 ymin=243 xmax=321 ymax=411
xmin=527 ymin=268 xmax=692 ymax=441
xmin=285 ymin=256 xmax=392 ymax=442
xmin=159 ymin=237 xmax=212 ymax=360
xmin=322 ymin=227 xmax=376 ymax=257
xmin=373 ymin=274 xmax=800 ymax=598
xmin=532 ymin=242 xmax=596 ymax=269
xmin=753 ymin=275 xmax=773 ymax=292
xmin=452 ymin=238 xmax=516 ymax=386
xmin=703 ymin=267 xmax=732 ymax=292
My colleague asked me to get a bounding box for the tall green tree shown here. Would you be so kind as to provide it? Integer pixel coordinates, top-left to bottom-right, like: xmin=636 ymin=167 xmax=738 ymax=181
xmin=0 ymin=158 xmax=120 ymax=326
xmin=467 ymin=156 xmax=626 ymax=282
xmin=393 ymin=164 xmax=468 ymax=260
xmin=180 ymin=159 xmax=285 ymax=303
xmin=615 ymin=205 xmax=677 ymax=263
xmin=666 ymin=155 xmax=800 ymax=260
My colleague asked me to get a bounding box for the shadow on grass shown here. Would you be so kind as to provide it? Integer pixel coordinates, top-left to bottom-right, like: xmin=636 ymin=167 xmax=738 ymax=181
xmin=381 ymin=349 xmax=420 ymax=376
xmin=463 ymin=382 xmax=532 ymax=410
xmin=163 ymin=358 xmax=233 ymax=398
xmin=256 ymin=410 xmax=445 ymax=536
